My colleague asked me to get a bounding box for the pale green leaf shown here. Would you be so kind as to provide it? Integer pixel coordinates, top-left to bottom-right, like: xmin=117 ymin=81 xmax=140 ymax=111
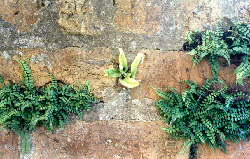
xmin=85 ymin=80 xmax=92 ymax=92
xmin=118 ymin=48 xmax=128 ymax=72
xmin=105 ymin=69 xmax=121 ymax=78
xmin=20 ymin=133 xmax=32 ymax=154
xmin=131 ymin=53 xmax=144 ymax=78
xmin=119 ymin=78 xmax=140 ymax=88
xmin=125 ymin=73 xmax=132 ymax=78
xmin=187 ymin=50 xmax=197 ymax=56
xmin=180 ymin=140 xmax=193 ymax=154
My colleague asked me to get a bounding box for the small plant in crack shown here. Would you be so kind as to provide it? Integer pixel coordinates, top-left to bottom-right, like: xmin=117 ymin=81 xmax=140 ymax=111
xmin=105 ymin=48 xmax=144 ymax=88
xmin=183 ymin=22 xmax=250 ymax=85
xmin=156 ymin=79 xmax=250 ymax=158
xmin=0 ymin=60 xmax=97 ymax=154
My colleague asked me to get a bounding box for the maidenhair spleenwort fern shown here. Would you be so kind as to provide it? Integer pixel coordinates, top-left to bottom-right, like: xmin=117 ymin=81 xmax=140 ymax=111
xmin=184 ymin=23 xmax=250 ymax=85
xmin=16 ymin=60 xmax=35 ymax=89
xmin=187 ymin=30 xmax=230 ymax=80
xmin=0 ymin=60 xmax=97 ymax=154
xmin=156 ymin=79 xmax=250 ymax=158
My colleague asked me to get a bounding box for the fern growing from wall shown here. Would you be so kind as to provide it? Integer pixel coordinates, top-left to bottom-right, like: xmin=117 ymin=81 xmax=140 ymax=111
xmin=0 ymin=60 xmax=96 ymax=153
xmin=184 ymin=23 xmax=250 ymax=85
xmin=156 ymin=79 xmax=250 ymax=156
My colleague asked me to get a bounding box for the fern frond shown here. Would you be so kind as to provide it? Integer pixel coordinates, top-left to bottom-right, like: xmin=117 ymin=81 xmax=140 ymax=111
xmin=156 ymin=79 xmax=250 ymax=151
xmin=235 ymin=56 xmax=250 ymax=85
xmin=185 ymin=22 xmax=250 ymax=84
xmin=0 ymin=61 xmax=97 ymax=154
xmin=16 ymin=60 xmax=35 ymax=89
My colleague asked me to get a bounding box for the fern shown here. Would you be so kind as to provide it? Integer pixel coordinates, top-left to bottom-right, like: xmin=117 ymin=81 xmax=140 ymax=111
xmin=156 ymin=79 xmax=250 ymax=152
xmin=184 ymin=23 xmax=250 ymax=84
xmin=0 ymin=60 xmax=97 ymax=153
xmin=16 ymin=60 xmax=35 ymax=89
xmin=235 ymin=56 xmax=250 ymax=85
xmin=187 ymin=30 xmax=230 ymax=80
xmin=105 ymin=48 xmax=144 ymax=88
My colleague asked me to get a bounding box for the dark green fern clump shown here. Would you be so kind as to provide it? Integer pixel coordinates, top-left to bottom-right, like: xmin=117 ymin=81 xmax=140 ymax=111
xmin=0 ymin=60 xmax=96 ymax=153
xmin=184 ymin=23 xmax=250 ymax=85
xmin=156 ymin=79 xmax=250 ymax=152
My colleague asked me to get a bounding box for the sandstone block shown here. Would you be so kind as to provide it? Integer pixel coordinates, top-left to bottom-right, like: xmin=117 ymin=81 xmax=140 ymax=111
xmin=31 ymin=120 xmax=188 ymax=159
xmin=58 ymin=0 xmax=106 ymax=35
xmin=0 ymin=0 xmax=41 ymax=32
xmin=132 ymin=50 xmax=236 ymax=99
xmin=114 ymin=0 xmax=162 ymax=35
xmin=0 ymin=129 xmax=19 ymax=159
xmin=198 ymin=142 xmax=250 ymax=159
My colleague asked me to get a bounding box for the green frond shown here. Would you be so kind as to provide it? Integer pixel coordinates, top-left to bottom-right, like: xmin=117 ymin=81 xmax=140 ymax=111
xmin=235 ymin=56 xmax=250 ymax=85
xmin=185 ymin=22 xmax=250 ymax=84
xmin=156 ymin=79 xmax=250 ymax=151
xmin=16 ymin=60 xmax=35 ymax=89
xmin=0 ymin=61 xmax=97 ymax=154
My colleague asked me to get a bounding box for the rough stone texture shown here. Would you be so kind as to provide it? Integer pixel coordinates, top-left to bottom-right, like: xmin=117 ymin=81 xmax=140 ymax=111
xmin=0 ymin=128 xmax=19 ymax=159
xmin=114 ymin=0 xmax=162 ymax=35
xmin=184 ymin=0 xmax=250 ymax=31
xmin=84 ymin=88 xmax=161 ymax=121
xmin=0 ymin=0 xmax=250 ymax=158
xmin=0 ymin=0 xmax=249 ymax=51
xmin=198 ymin=142 xmax=250 ymax=159
xmin=30 ymin=120 xmax=188 ymax=159
xmin=49 ymin=47 xmax=116 ymax=96
xmin=132 ymin=50 xmax=236 ymax=99
xmin=0 ymin=47 xmax=116 ymax=97
xmin=0 ymin=0 xmax=41 ymax=32
xmin=58 ymin=0 xmax=114 ymax=35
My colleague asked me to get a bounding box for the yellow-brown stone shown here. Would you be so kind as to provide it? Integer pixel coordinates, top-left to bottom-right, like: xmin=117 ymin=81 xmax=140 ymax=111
xmin=31 ymin=120 xmax=188 ymax=159
xmin=58 ymin=0 xmax=104 ymax=35
xmin=198 ymin=142 xmax=250 ymax=159
xmin=0 ymin=129 xmax=19 ymax=159
xmin=0 ymin=0 xmax=41 ymax=32
xmin=50 ymin=47 xmax=116 ymax=96
xmin=114 ymin=0 xmax=162 ymax=35
xmin=0 ymin=47 xmax=116 ymax=98
xmin=132 ymin=50 xmax=236 ymax=99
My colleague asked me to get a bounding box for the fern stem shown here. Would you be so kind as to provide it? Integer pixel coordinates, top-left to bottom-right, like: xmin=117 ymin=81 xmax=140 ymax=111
xmin=209 ymin=57 xmax=220 ymax=80
xmin=189 ymin=144 xmax=198 ymax=159
xmin=20 ymin=132 xmax=32 ymax=154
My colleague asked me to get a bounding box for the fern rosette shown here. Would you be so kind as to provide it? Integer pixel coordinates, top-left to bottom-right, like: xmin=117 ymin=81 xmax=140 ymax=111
xmin=184 ymin=23 xmax=250 ymax=85
xmin=105 ymin=48 xmax=144 ymax=88
xmin=0 ymin=60 xmax=96 ymax=153
xmin=156 ymin=80 xmax=250 ymax=152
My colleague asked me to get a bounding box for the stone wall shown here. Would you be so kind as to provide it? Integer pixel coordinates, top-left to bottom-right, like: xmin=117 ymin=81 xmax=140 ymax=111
xmin=0 ymin=0 xmax=250 ymax=159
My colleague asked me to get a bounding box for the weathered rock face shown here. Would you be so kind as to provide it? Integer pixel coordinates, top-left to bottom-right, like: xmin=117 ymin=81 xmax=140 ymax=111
xmin=132 ymin=50 xmax=237 ymax=99
xmin=0 ymin=0 xmax=41 ymax=32
xmin=2 ymin=0 xmax=249 ymax=52
xmin=0 ymin=0 xmax=250 ymax=158
xmin=29 ymin=121 xmax=188 ymax=159
xmin=114 ymin=0 xmax=162 ymax=35
xmin=58 ymin=0 xmax=114 ymax=35
xmin=83 ymin=88 xmax=161 ymax=121
xmin=184 ymin=0 xmax=250 ymax=31
xmin=198 ymin=142 xmax=250 ymax=159
xmin=0 ymin=128 xmax=19 ymax=159
xmin=0 ymin=47 xmax=116 ymax=96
